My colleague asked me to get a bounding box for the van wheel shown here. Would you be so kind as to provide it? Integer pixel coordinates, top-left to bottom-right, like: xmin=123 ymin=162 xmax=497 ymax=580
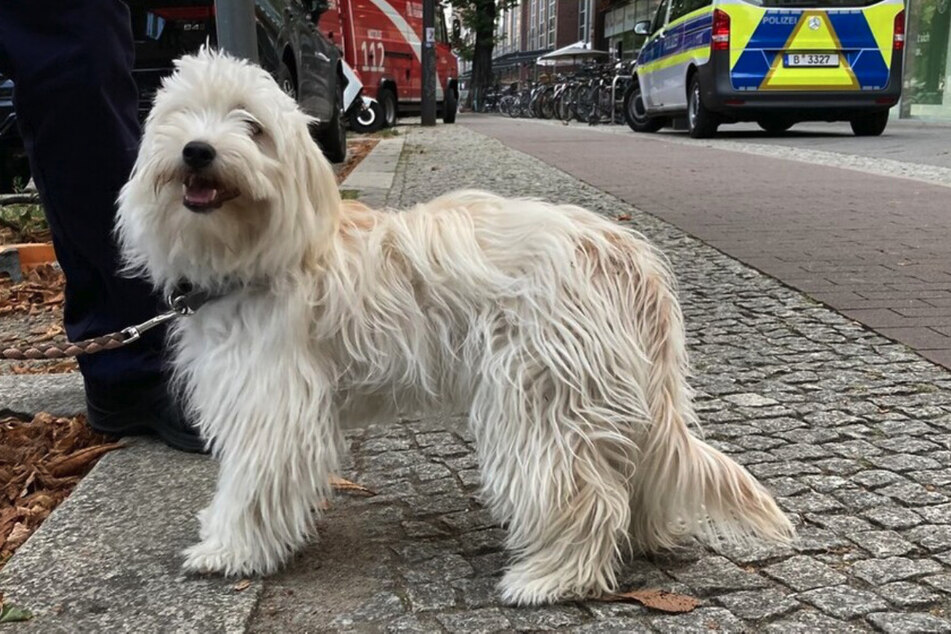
xmin=317 ymin=83 xmax=347 ymax=163
xmin=758 ymin=118 xmax=794 ymax=134
xmin=623 ymin=82 xmax=663 ymax=133
xmin=850 ymin=111 xmax=889 ymax=136
xmin=687 ymin=76 xmax=718 ymax=138
xmin=443 ymin=88 xmax=457 ymax=123
xmin=350 ymin=100 xmax=384 ymax=134
xmin=379 ymin=89 xmax=398 ymax=128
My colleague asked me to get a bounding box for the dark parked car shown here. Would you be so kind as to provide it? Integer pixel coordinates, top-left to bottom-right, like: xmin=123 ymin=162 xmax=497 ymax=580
xmin=0 ymin=0 xmax=346 ymax=192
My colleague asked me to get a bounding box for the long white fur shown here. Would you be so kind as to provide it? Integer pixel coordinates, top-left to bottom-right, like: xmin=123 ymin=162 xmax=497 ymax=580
xmin=116 ymin=49 xmax=795 ymax=606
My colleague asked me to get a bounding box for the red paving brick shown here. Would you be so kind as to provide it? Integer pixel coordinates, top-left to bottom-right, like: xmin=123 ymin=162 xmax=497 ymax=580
xmin=463 ymin=116 xmax=951 ymax=368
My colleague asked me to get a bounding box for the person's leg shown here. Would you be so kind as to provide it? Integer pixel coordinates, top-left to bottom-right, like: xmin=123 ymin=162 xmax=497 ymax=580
xmin=0 ymin=0 xmax=203 ymax=452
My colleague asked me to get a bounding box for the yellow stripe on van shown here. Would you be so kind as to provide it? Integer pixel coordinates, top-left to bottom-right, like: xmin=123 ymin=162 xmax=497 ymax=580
xmin=638 ymin=46 xmax=711 ymax=75
xmin=863 ymin=2 xmax=903 ymax=67
xmin=666 ymin=5 xmax=714 ymax=31
xmin=723 ymin=4 xmax=766 ymax=70
xmin=760 ymin=11 xmax=858 ymax=90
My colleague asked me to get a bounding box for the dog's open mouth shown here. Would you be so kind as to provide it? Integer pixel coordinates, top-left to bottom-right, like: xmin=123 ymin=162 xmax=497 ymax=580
xmin=182 ymin=174 xmax=239 ymax=213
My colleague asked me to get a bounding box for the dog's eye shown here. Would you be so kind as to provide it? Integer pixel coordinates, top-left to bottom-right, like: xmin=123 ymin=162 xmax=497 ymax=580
xmin=245 ymin=119 xmax=263 ymax=137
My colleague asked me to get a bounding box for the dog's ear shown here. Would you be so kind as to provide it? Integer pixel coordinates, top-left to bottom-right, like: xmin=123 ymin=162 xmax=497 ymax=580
xmin=288 ymin=112 xmax=341 ymax=249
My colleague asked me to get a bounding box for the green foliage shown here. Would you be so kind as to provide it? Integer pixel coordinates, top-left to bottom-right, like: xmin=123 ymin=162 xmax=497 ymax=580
xmin=0 ymin=202 xmax=47 ymax=243
xmin=449 ymin=0 xmax=518 ymax=51
xmin=0 ymin=603 xmax=34 ymax=623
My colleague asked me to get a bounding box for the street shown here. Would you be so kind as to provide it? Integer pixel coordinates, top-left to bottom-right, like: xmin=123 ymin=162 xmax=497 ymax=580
xmin=464 ymin=115 xmax=951 ymax=370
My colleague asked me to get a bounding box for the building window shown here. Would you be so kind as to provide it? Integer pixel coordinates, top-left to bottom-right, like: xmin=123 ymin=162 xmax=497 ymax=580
xmin=579 ymin=0 xmax=588 ymax=43
xmin=548 ymin=0 xmax=556 ymax=46
xmin=530 ymin=0 xmax=537 ymax=49
xmin=903 ymin=0 xmax=951 ymax=118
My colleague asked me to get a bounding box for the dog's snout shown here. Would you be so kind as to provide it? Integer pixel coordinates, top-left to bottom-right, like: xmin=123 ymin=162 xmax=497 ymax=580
xmin=182 ymin=141 xmax=216 ymax=169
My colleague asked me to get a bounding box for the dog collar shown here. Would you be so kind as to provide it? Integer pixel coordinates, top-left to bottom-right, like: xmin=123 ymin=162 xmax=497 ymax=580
xmin=167 ymin=281 xmax=235 ymax=315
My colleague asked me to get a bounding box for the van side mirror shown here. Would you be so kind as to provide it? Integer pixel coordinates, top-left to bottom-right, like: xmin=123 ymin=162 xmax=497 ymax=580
xmin=452 ymin=18 xmax=461 ymax=41
xmin=634 ymin=20 xmax=651 ymax=36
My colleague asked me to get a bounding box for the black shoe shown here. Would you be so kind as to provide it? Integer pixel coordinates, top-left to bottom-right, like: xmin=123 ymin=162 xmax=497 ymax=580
xmin=84 ymin=375 xmax=208 ymax=454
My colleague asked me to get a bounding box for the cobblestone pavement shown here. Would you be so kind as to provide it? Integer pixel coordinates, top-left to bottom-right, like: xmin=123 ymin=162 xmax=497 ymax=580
xmin=249 ymin=124 xmax=951 ymax=633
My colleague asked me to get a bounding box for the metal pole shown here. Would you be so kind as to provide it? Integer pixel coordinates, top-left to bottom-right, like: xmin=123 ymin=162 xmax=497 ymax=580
xmin=215 ymin=0 xmax=260 ymax=63
xmin=421 ymin=0 xmax=437 ymax=125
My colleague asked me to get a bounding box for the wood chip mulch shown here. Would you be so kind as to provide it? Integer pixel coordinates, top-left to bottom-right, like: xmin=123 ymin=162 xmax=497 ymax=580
xmin=0 ymin=413 xmax=123 ymax=569
xmin=334 ymin=137 xmax=380 ymax=183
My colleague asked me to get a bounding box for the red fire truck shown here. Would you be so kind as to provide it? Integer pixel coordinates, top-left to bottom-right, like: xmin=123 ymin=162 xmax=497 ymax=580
xmin=318 ymin=0 xmax=459 ymax=126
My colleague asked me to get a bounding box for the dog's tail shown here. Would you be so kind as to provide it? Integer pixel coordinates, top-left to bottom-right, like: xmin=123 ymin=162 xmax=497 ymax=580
xmin=628 ymin=260 xmax=795 ymax=552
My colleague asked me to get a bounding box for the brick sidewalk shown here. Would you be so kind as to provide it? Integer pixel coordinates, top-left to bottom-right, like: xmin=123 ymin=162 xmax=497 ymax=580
xmin=463 ymin=115 xmax=951 ymax=369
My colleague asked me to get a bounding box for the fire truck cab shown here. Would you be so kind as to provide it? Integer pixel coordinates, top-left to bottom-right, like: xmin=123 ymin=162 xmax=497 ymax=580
xmin=318 ymin=0 xmax=459 ymax=126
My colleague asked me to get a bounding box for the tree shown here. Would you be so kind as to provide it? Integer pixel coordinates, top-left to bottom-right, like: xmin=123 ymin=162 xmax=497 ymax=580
xmin=450 ymin=0 xmax=516 ymax=110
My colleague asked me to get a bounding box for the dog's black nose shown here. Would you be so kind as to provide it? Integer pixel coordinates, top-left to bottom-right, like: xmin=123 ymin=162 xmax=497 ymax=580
xmin=182 ymin=141 xmax=216 ymax=169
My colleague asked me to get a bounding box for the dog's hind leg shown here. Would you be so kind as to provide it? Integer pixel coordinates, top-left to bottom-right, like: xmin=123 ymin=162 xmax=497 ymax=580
xmin=626 ymin=265 xmax=795 ymax=552
xmin=471 ymin=371 xmax=636 ymax=606
xmin=182 ymin=370 xmax=341 ymax=577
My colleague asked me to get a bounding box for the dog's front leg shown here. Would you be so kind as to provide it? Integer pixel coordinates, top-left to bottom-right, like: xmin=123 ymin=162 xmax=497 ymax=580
xmin=182 ymin=378 xmax=340 ymax=577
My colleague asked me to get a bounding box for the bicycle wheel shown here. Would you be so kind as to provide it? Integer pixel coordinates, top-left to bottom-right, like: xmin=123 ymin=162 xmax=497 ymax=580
xmin=539 ymin=89 xmax=555 ymax=119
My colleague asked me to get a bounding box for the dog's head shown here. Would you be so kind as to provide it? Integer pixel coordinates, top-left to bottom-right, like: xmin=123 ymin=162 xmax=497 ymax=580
xmin=117 ymin=47 xmax=340 ymax=292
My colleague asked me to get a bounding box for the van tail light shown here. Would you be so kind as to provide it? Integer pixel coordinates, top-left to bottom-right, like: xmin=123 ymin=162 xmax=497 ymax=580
xmin=893 ymin=10 xmax=905 ymax=51
xmin=152 ymin=6 xmax=216 ymax=21
xmin=712 ymin=9 xmax=730 ymax=52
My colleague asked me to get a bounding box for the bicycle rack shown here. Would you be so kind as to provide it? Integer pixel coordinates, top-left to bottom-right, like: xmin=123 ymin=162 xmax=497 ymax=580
xmin=611 ymin=74 xmax=626 ymax=123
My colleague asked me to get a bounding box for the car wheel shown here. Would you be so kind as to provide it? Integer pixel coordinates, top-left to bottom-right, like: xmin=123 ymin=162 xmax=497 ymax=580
xmin=349 ymin=99 xmax=384 ymax=134
xmin=623 ymin=82 xmax=663 ymax=133
xmin=758 ymin=118 xmax=795 ymax=134
xmin=850 ymin=111 xmax=889 ymax=137
xmin=443 ymin=87 xmax=457 ymax=124
xmin=276 ymin=61 xmax=297 ymax=100
xmin=317 ymin=82 xmax=347 ymax=163
xmin=687 ymin=75 xmax=718 ymax=139
xmin=378 ymin=88 xmax=398 ymax=128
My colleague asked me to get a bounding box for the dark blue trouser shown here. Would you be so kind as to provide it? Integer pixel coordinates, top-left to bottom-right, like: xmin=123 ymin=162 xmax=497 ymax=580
xmin=0 ymin=0 xmax=166 ymax=385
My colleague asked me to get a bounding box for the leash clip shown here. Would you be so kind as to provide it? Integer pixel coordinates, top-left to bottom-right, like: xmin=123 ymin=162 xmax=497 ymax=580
xmin=121 ymin=310 xmax=179 ymax=344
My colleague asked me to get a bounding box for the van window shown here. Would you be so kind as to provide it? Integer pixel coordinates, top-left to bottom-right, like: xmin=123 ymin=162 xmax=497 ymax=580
xmin=669 ymin=0 xmax=688 ymax=21
xmin=687 ymin=0 xmax=712 ymax=13
xmin=740 ymin=0 xmax=882 ymax=6
xmin=670 ymin=0 xmax=710 ymax=22
xmin=436 ymin=7 xmax=449 ymax=43
xmin=650 ymin=0 xmax=670 ymax=34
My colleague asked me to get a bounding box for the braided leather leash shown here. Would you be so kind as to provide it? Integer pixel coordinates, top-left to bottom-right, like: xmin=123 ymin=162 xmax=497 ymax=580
xmin=1 ymin=285 xmax=223 ymax=360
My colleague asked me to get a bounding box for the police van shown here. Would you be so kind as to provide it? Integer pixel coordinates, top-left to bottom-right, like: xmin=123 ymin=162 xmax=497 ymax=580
xmin=623 ymin=0 xmax=905 ymax=138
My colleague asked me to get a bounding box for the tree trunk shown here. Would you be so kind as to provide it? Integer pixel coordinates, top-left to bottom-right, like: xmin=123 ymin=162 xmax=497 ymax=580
xmin=467 ymin=0 xmax=496 ymax=111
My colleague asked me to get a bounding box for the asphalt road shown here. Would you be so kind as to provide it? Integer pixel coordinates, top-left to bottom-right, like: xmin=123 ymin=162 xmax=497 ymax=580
xmin=658 ymin=119 xmax=951 ymax=170
xmin=461 ymin=114 xmax=951 ymax=370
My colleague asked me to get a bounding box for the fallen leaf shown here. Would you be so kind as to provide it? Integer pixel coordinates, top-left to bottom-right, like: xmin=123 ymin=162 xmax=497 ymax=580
xmin=46 ymin=442 xmax=124 ymax=478
xmin=602 ymin=588 xmax=700 ymax=613
xmin=233 ymin=579 xmax=252 ymax=592
xmin=330 ymin=476 xmax=376 ymax=497
xmin=617 ymin=214 xmax=631 ymax=221
xmin=0 ymin=602 xmax=33 ymax=623
xmin=5 ymin=522 xmax=30 ymax=551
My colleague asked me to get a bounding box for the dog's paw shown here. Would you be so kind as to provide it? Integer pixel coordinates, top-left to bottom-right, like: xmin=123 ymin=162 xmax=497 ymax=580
xmin=499 ymin=567 xmax=574 ymax=606
xmin=182 ymin=539 xmax=267 ymax=577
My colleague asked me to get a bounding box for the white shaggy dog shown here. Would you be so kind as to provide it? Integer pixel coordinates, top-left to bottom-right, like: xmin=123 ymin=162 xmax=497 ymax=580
xmin=116 ymin=49 xmax=794 ymax=605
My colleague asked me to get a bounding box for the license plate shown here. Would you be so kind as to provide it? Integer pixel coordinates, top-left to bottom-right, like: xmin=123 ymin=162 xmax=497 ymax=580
xmin=784 ymin=53 xmax=839 ymax=67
